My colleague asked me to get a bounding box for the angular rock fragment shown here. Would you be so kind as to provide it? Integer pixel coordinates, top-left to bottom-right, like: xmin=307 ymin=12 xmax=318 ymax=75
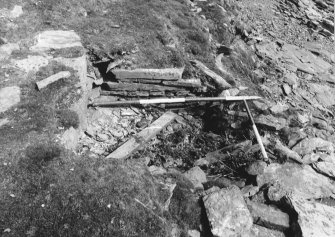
xmin=203 ymin=186 xmax=253 ymax=237
xmin=274 ymin=140 xmax=303 ymax=164
xmin=255 ymin=114 xmax=287 ymax=131
xmin=246 ymin=201 xmax=290 ymax=231
xmin=312 ymin=162 xmax=335 ymax=178
xmin=241 ymin=185 xmax=260 ymax=198
xmin=246 ymin=161 xmax=268 ymax=176
xmin=183 ymin=166 xmax=207 ymax=190
xmin=292 ymin=137 xmax=334 ymax=163
xmin=308 ymin=83 xmax=335 ymax=107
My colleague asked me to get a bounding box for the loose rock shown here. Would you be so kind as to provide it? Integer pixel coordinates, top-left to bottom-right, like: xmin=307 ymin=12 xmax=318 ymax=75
xmin=0 ymin=86 xmax=21 ymax=113
xmin=255 ymin=114 xmax=287 ymax=131
xmin=183 ymin=166 xmax=207 ymax=190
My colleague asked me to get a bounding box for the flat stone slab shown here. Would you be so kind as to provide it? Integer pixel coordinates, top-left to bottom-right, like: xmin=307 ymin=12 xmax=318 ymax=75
xmin=0 ymin=86 xmax=20 ymax=113
xmin=112 ymin=68 xmax=183 ymax=81
xmin=203 ymin=185 xmax=253 ymax=237
xmin=30 ymin=30 xmax=82 ymax=52
xmin=255 ymin=114 xmax=287 ymax=131
xmin=286 ymin=196 xmax=335 ymax=237
xmin=308 ymin=83 xmax=335 ymax=107
xmin=312 ymin=162 xmax=335 ymax=179
xmin=257 ymin=163 xmax=335 ymax=200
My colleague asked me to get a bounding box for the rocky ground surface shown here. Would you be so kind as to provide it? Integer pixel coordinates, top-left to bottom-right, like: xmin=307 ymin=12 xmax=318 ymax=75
xmin=0 ymin=0 xmax=334 ymax=236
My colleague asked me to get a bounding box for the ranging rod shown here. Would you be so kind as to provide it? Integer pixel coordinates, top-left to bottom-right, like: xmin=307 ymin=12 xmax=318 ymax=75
xmin=91 ymin=96 xmax=262 ymax=107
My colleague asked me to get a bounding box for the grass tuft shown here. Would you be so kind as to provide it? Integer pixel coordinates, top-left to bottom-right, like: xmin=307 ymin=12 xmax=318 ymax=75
xmin=56 ymin=109 xmax=80 ymax=129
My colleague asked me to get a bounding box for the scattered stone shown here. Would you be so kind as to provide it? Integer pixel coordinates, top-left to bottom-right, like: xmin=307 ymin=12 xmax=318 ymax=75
xmin=246 ymin=201 xmax=290 ymax=231
xmin=61 ymin=127 xmax=80 ymax=150
xmin=30 ymin=30 xmax=82 ymax=52
xmin=219 ymin=88 xmax=239 ymax=97
xmin=274 ymin=140 xmax=303 ymax=164
xmin=270 ymin=103 xmax=289 ymax=114
xmin=203 ymin=186 xmax=253 ymax=237
xmin=0 ymin=43 xmax=20 ymax=61
xmin=120 ymin=108 xmax=138 ymax=116
xmin=257 ymin=163 xmax=335 ymax=200
xmin=9 ymin=5 xmax=23 ymax=18
xmin=282 ymin=83 xmax=292 ymax=95
xmin=250 ymin=225 xmax=286 ymax=237
xmin=284 ymin=72 xmax=299 ymax=89
xmin=312 ymin=162 xmax=335 ymax=178
xmin=253 ymin=100 xmax=269 ymax=111
xmin=148 ymin=166 xmax=167 ymax=176
xmin=311 ymin=116 xmax=329 ymax=131
xmin=286 ymin=195 xmax=335 ymax=237
xmin=184 ymin=166 xmax=207 ymax=190
xmin=246 ymin=161 xmax=267 ymax=176
xmin=187 ymin=229 xmax=200 ymax=237
xmin=36 ymin=71 xmax=71 ymax=90
xmin=96 ymin=133 xmax=109 ymax=142
xmin=255 ymin=114 xmax=287 ymax=131
xmin=0 ymin=86 xmax=20 ymax=113
xmin=194 ymin=158 xmax=209 ymax=167
xmin=136 ymin=118 xmax=149 ymax=128
xmin=241 ymin=185 xmax=260 ymax=198
xmin=309 ymin=83 xmax=335 ymax=107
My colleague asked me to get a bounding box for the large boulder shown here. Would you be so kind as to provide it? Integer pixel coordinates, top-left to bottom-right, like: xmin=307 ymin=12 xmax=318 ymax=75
xmin=257 ymin=163 xmax=335 ymax=200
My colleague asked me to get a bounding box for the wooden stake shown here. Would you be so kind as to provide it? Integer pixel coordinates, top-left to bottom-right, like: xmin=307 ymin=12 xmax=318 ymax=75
xmin=106 ymin=111 xmax=177 ymax=159
xmin=243 ymin=100 xmax=269 ymax=161
xmin=91 ymin=96 xmax=262 ymax=107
